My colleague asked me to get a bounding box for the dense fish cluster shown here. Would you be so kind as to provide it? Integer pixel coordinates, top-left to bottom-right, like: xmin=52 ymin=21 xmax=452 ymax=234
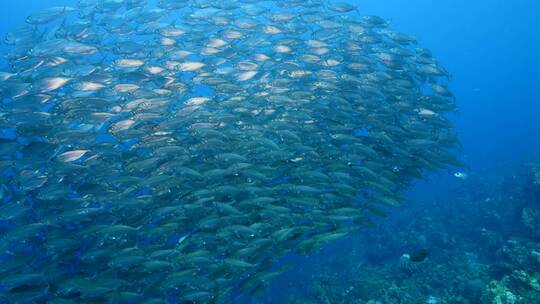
xmin=0 ymin=0 xmax=460 ymax=303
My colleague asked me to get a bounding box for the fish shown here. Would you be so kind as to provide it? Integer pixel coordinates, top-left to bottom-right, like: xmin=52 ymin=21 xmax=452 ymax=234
xmin=55 ymin=150 xmax=89 ymax=162
xmin=328 ymin=2 xmax=357 ymax=13
xmin=454 ymin=172 xmax=469 ymax=180
xmin=409 ymin=248 xmax=429 ymax=262
xmin=115 ymin=59 xmax=145 ymax=69
xmin=0 ymin=0 xmax=461 ymax=302
xmin=34 ymin=77 xmax=71 ymax=92
xmin=26 ymin=6 xmax=75 ymax=24
xmin=179 ymin=61 xmax=205 ymax=71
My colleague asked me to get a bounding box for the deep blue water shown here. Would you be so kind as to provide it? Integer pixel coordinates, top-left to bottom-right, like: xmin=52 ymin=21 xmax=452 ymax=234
xmin=364 ymin=0 xmax=540 ymax=200
xmin=1 ymin=1 xmax=539 ymax=303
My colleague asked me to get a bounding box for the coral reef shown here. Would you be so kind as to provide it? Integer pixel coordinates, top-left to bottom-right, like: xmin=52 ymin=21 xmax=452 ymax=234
xmin=481 ymin=280 xmax=521 ymax=304
xmin=481 ymin=270 xmax=540 ymax=304
xmin=265 ymin=160 xmax=540 ymax=304
xmin=532 ymin=163 xmax=540 ymax=185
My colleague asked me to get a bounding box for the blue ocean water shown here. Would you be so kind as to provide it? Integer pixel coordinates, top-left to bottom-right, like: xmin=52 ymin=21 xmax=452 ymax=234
xmin=365 ymin=1 xmax=540 ymax=203
xmin=0 ymin=1 xmax=539 ymax=303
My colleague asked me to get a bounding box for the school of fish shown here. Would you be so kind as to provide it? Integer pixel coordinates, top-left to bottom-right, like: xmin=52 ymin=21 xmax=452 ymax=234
xmin=0 ymin=0 xmax=461 ymax=303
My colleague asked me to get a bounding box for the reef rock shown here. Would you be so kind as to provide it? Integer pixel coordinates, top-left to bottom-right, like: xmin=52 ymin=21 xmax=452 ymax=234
xmin=481 ymin=280 xmax=521 ymax=304
xmin=521 ymin=208 xmax=540 ymax=238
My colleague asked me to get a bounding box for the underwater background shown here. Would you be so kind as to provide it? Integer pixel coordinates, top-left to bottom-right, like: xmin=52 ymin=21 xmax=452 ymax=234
xmin=0 ymin=0 xmax=539 ymax=303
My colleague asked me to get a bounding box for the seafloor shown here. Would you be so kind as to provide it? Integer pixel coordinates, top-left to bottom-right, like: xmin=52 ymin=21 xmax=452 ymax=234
xmin=256 ymin=160 xmax=540 ymax=304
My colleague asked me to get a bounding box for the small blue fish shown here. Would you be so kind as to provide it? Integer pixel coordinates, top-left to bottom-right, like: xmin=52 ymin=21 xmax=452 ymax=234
xmin=454 ymin=171 xmax=469 ymax=180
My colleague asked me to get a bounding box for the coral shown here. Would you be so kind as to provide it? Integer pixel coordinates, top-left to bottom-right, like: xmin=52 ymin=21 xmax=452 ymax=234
xmin=532 ymin=164 xmax=540 ymax=186
xmin=481 ymin=228 xmax=504 ymax=250
xmin=426 ymin=295 xmax=441 ymax=304
xmin=463 ymin=278 xmax=486 ymax=303
xmin=521 ymin=208 xmax=540 ymax=238
xmin=480 ymin=270 xmax=540 ymax=304
xmin=531 ymin=250 xmax=540 ymax=265
xmin=481 ymin=280 xmax=521 ymax=304
xmin=378 ymin=281 xmax=420 ymax=304
xmin=497 ymin=238 xmax=534 ymax=267
xmin=507 ymin=270 xmax=540 ymax=295
xmin=277 ymin=161 xmax=540 ymax=304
